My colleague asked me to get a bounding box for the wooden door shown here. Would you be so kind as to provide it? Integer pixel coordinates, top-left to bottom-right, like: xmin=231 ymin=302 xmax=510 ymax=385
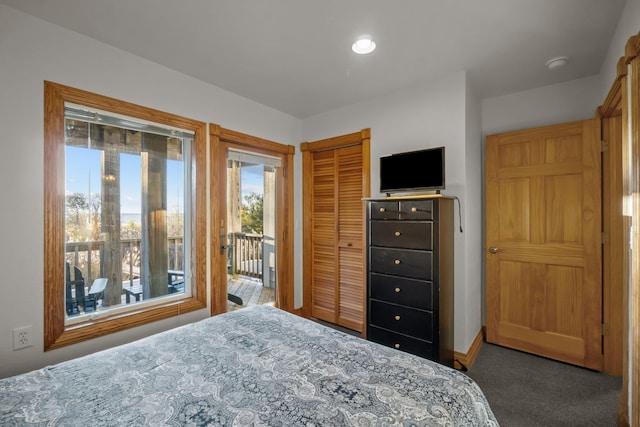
xmin=485 ymin=119 xmax=603 ymax=370
xmin=302 ymin=129 xmax=370 ymax=333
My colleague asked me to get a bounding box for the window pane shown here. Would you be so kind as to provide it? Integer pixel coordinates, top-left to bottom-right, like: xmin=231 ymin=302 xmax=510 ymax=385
xmin=64 ymin=108 xmax=192 ymax=320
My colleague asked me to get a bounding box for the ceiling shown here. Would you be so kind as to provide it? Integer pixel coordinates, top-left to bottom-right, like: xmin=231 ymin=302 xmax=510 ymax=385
xmin=0 ymin=0 xmax=627 ymax=118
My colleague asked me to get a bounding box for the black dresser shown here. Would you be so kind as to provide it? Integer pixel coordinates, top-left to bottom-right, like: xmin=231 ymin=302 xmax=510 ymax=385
xmin=366 ymin=197 xmax=454 ymax=367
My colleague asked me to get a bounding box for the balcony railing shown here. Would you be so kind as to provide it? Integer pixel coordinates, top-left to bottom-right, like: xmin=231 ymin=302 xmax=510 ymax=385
xmin=65 ymin=233 xmax=265 ymax=284
xmin=227 ymin=232 xmax=263 ymax=279
xmin=65 ymin=237 xmax=184 ymax=285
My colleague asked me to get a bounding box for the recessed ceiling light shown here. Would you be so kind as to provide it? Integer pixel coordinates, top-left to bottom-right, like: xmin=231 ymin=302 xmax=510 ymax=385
xmin=352 ymin=36 xmax=376 ymax=55
xmin=545 ymin=56 xmax=568 ymax=70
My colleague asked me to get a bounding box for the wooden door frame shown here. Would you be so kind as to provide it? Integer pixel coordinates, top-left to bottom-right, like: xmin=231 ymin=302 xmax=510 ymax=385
xmin=597 ymin=68 xmax=624 ymax=379
xmin=209 ymin=124 xmax=295 ymax=315
xmin=598 ymin=32 xmax=640 ymax=426
xmin=300 ymin=129 xmax=371 ymax=328
xmin=630 ymin=34 xmax=640 ymax=427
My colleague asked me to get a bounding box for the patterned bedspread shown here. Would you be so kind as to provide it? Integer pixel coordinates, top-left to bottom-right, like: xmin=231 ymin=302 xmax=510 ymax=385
xmin=0 ymin=305 xmax=498 ymax=426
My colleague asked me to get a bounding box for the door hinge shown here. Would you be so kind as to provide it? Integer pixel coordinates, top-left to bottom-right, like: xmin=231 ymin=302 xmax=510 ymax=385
xmin=601 ymin=140 xmax=609 ymax=152
xmin=602 ymin=232 xmax=609 ymax=244
xmin=282 ymin=167 xmax=286 ymax=177
xmin=601 ymin=323 xmax=610 ymax=336
xmin=283 ymin=230 xmax=287 ymax=241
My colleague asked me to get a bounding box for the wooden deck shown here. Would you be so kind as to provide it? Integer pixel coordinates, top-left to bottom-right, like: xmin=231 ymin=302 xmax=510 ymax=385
xmin=227 ymin=275 xmax=275 ymax=311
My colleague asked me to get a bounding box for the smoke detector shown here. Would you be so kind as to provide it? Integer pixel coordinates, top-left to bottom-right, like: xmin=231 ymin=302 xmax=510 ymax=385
xmin=545 ymin=56 xmax=568 ymax=70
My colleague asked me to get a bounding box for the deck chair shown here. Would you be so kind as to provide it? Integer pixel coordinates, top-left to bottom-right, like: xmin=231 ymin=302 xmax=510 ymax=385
xmin=85 ymin=278 xmax=108 ymax=312
xmin=65 ymin=263 xmax=86 ymax=315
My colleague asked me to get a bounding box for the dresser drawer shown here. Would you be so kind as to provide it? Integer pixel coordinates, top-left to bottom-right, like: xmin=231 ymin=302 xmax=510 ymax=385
xmin=369 ymin=300 xmax=433 ymax=340
xmin=399 ymin=200 xmax=433 ymax=220
xmin=370 ymin=247 xmax=433 ymax=280
xmin=369 ymin=201 xmax=400 ymax=220
xmin=370 ymin=221 xmax=433 ymax=249
xmin=369 ymin=273 xmax=433 ymax=310
xmin=368 ymin=326 xmax=433 ymax=359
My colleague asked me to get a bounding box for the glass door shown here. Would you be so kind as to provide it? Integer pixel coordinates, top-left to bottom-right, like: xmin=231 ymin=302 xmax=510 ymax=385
xmin=225 ymin=149 xmax=280 ymax=311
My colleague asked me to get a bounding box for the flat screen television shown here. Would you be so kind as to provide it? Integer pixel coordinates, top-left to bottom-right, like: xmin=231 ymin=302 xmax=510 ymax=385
xmin=380 ymin=147 xmax=445 ymax=194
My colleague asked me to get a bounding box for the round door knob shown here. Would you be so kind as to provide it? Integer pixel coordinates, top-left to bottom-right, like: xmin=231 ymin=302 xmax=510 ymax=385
xmin=411 ymin=207 xmax=417 ymax=212
xmin=394 ymin=259 xmax=401 ymax=265
xmin=379 ymin=207 xmax=386 ymax=212
xmin=489 ymin=246 xmax=501 ymax=254
xmin=394 ymin=231 xmax=401 ymax=237
xmin=394 ymin=287 xmax=401 ymax=293
xmin=395 ymin=315 xmax=401 ymax=321
xmin=394 ymin=343 xmax=400 ymax=349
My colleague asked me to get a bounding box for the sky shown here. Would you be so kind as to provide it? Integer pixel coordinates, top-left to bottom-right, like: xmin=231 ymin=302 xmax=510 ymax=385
xmin=241 ymin=164 xmax=264 ymax=200
xmin=66 ymin=146 xmax=185 ymax=215
xmin=66 ymin=146 xmax=264 ymax=216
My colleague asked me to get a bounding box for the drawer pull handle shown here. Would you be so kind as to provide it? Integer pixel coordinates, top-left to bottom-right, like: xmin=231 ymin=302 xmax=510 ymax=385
xmin=394 ymin=287 xmax=401 ymax=293
xmin=394 ymin=259 xmax=401 ymax=265
xmin=394 ymin=231 xmax=401 ymax=237
xmin=394 ymin=343 xmax=400 ymax=349
xmin=379 ymin=207 xmax=386 ymax=212
xmin=411 ymin=207 xmax=417 ymax=212
xmin=395 ymin=315 xmax=401 ymax=321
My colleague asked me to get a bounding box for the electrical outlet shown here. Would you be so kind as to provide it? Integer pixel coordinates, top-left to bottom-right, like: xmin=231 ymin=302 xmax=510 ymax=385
xmin=13 ymin=325 xmax=33 ymax=350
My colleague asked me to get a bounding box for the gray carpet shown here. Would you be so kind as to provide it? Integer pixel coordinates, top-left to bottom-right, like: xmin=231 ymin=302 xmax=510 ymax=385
xmin=466 ymin=343 xmax=622 ymax=426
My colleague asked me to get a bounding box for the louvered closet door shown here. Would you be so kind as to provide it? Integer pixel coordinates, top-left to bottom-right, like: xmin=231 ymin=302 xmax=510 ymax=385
xmin=311 ymin=150 xmax=338 ymax=322
xmin=336 ymin=145 xmax=365 ymax=330
xmin=310 ymin=145 xmax=365 ymax=332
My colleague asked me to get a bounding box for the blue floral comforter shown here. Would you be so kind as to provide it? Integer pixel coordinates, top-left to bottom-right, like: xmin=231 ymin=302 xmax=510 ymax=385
xmin=0 ymin=305 xmax=498 ymax=426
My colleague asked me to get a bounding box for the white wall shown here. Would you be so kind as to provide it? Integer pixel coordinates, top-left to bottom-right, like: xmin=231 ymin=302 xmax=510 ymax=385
xmin=0 ymin=4 xmax=301 ymax=378
xmin=481 ymin=75 xmax=603 ymax=137
xmin=464 ymin=76 xmax=483 ymax=351
xmin=301 ymin=72 xmax=484 ymax=353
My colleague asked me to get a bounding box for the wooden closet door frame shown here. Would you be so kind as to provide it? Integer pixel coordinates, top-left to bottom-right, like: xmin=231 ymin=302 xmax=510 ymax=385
xmin=300 ymin=129 xmax=371 ymax=330
xmin=209 ymin=124 xmax=295 ymax=315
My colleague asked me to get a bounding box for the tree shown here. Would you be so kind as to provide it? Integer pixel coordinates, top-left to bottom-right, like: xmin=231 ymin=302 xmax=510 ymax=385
xmin=241 ymin=192 xmax=263 ymax=234
xmin=88 ymin=193 xmax=101 ymax=241
xmin=66 ymin=192 xmax=88 ymax=224
xmin=65 ymin=192 xmax=90 ymax=242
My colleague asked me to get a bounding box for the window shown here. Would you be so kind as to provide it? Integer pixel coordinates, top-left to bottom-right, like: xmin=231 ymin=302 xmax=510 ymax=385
xmin=45 ymin=82 xmax=206 ymax=350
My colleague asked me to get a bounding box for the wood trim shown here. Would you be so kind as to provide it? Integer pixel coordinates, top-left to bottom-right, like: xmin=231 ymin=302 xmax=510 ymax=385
xmin=360 ymin=129 xmax=371 ymax=337
xmin=601 ymin=115 xmax=624 ymax=377
xmin=301 ymin=147 xmax=313 ymax=318
xmin=300 ymin=130 xmax=364 ymax=152
xmin=598 ymin=56 xmax=626 ymax=118
xmin=209 ymin=124 xmax=296 ymax=315
xmin=218 ymin=127 xmax=295 ymax=155
xmin=629 ymin=47 xmax=640 ymax=427
xmin=619 ymin=68 xmax=632 ymax=427
xmin=625 ymin=32 xmax=640 ymax=62
xmin=44 ymin=82 xmax=207 ymax=350
xmin=454 ymin=328 xmax=484 ymax=370
xmin=209 ymin=124 xmax=226 ymax=315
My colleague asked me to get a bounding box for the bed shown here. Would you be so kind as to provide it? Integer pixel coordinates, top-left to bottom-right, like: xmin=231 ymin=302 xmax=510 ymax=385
xmin=0 ymin=305 xmax=498 ymax=426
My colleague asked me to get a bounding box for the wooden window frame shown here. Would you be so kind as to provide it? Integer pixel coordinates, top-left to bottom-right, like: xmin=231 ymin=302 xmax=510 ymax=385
xmin=44 ymin=82 xmax=207 ymax=351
